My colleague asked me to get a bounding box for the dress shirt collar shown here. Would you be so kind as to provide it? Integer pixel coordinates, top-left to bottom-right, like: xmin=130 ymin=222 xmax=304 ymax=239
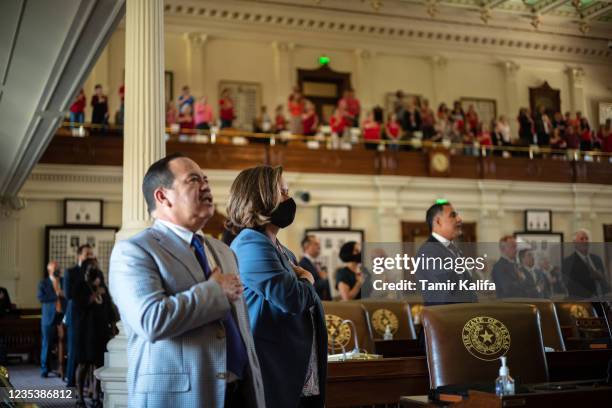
xmin=501 ymin=254 xmax=516 ymax=264
xmin=156 ymin=218 xmax=204 ymax=246
xmin=303 ymin=253 xmax=317 ymax=264
xmin=576 ymin=250 xmax=591 ymax=264
xmin=432 ymin=232 xmax=451 ymax=246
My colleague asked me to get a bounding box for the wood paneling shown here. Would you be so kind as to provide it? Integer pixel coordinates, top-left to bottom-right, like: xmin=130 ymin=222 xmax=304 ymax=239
xmin=481 ymin=156 xmax=574 ymax=183
xmin=38 ymin=135 xmax=612 ymax=185
xmin=269 ymin=145 xmax=378 ymax=174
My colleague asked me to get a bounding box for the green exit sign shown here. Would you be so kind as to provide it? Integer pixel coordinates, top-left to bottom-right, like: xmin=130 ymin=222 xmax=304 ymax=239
xmin=318 ymin=55 xmax=330 ymax=65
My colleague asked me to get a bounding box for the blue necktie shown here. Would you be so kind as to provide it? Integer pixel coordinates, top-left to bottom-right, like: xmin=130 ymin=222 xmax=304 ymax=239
xmin=191 ymin=235 xmax=248 ymax=379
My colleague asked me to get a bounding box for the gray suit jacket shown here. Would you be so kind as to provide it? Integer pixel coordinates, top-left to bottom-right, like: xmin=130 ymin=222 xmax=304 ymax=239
xmin=109 ymin=220 xmax=265 ymax=408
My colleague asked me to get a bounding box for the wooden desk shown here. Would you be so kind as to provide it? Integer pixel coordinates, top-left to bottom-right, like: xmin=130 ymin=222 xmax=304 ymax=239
xmin=400 ymin=384 xmax=612 ymax=407
xmin=327 ymin=357 xmax=429 ymax=407
xmin=0 ymin=314 xmax=41 ymax=363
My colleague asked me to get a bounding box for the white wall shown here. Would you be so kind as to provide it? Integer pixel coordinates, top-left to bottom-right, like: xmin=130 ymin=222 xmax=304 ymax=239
xmin=78 ymin=20 xmax=612 ymax=131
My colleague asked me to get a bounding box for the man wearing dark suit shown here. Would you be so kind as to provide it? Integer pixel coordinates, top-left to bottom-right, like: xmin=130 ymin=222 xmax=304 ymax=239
xmin=517 ymin=248 xmax=545 ymax=299
xmin=62 ymin=244 xmax=94 ymax=385
xmin=415 ymin=202 xmax=477 ymax=305
xmin=562 ymin=229 xmax=610 ymax=299
xmin=37 ymin=260 xmax=66 ymax=377
xmin=491 ymin=236 xmax=540 ymax=298
xmin=299 ymin=235 xmax=331 ymax=301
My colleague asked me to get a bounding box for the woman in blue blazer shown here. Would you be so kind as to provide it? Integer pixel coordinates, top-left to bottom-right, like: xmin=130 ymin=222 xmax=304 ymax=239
xmin=228 ymin=165 xmax=327 ymax=408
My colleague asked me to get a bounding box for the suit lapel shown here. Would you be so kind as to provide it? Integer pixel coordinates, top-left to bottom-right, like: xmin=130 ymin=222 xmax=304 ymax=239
xmin=152 ymin=221 xmax=204 ymax=283
xmin=203 ymin=237 xmax=254 ymax=348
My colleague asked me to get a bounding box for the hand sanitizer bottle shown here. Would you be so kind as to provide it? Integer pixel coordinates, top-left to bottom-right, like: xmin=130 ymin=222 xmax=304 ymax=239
xmin=383 ymin=325 xmax=393 ymax=340
xmin=495 ymin=356 xmax=515 ymax=396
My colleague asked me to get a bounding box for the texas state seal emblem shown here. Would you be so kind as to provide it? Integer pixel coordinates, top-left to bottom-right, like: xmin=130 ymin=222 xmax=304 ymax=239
xmin=462 ymin=316 xmax=511 ymax=361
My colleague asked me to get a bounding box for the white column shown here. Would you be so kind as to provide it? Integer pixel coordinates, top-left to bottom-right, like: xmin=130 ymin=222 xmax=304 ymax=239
xmin=116 ymin=0 xmax=166 ymax=241
xmin=184 ymin=32 xmax=209 ymax=99
xmin=272 ymin=41 xmax=294 ymax=107
xmin=566 ymin=67 xmax=586 ymax=114
xmin=429 ymin=56 xmax=448 ymax=109
xmin=97 ymin=1 xmax=165 ymax=405
xmin=354 ymin=49 xmax=374 ymax=110
xmin=501 ymin=61 xmax=520 ymax=124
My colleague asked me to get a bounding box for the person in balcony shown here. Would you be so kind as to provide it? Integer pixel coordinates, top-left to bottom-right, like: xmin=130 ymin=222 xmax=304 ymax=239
xmin=194 ymin=96 xmax=214 ymax=131
xmin=517 ymin=107 xmax=535 ymax=146
xmin=362 ymin=111 xmax=381 ymax=150
xmin=90 ymin=84 xmax=108 ymax=129
xmin=302 ymin=100 xmax=319 ymax=136
xmin=178 ymin=103 xmax=194 ymax=133
xmin=178 ymin=86 xmax=194 ymax=113
xmin=338 ymin=88 xmax=361 ymax=127
xmin=420 ymin=99 xmax=436 ymax=140
xmin=219 ymin=88 xmax=235 ymax=129
xmin=288 ymin=86 xmax=304 ymax=135
xmin=69 ymin=89 xmax=86 ymax=126
xmin=598 ymin=119 xmax=612 ymax=153
xmin=465 ymin=104 xmax=479 ymax=135
xmin=534 ymin=106 xmax=551 ymax=147
xmin=564 ymin=125 xmax=580 ymax=150
xmin=329 ymin=107 xmax=348 ymax=137
xmin=274 ymin=104 xmax=287 ymax=133
xmin=384 ymin=112 xmax=402 ymax=151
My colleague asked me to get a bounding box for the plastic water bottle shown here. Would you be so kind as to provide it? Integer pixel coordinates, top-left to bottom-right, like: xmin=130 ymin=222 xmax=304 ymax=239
xmin=495 ymin=356 xmax=515 ymax=396
xmin=383 ymin=324 xmax=393 ymax=341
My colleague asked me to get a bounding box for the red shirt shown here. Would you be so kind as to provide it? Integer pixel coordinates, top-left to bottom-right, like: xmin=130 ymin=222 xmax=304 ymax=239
xmin=363 ymin=121 xmax=381 ymax=140
xmin=219 ymin=98 xmax=234 ymax=121
xmin=70 ymin=94 xmax=86 ymax=113
xmin=302 ymin=112 xmax=318 ymax=135
xmin=339 ymin=97 xmax=360 ymax=118
xmin=275 ymin=114 xmax=286 ymax=131
xmin=602 ymin=134 xmax=612 ymax=153
xmin=288 ymin=100 xmax=304 ymax=117
xmin=385 ymin=122 xmax=401 ymax=139
xmin=119 ymin=84 xmax=125 ymax=102
xmin=330 ymin=115 xmax=347 ymax=135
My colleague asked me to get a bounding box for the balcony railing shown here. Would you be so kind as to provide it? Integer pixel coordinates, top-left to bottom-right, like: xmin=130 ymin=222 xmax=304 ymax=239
xmin=38 ymin=123 xmax=612 ymax=185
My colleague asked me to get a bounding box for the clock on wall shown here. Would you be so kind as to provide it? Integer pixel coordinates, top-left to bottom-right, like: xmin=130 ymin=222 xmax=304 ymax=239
xmin=428 ymin=148 xmax=450 ymax=177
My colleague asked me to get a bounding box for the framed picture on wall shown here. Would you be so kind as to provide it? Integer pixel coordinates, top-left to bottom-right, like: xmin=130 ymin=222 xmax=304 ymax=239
xmin=460 ymin=97 xmax=497 ymax=125
xmin=318 ymin=205 xmax=351 ymax=229
xmin=524 ymin=209 xmax=552 ymax=232
xmin=64 ymin=199 xmax=103 ymax=226
xmin=218 ymin=80 xmax=262 ymax=131
xmin=514 ymin=232 xmax=564 ymax=272
xmin=45 ymin=226 xmax=118 ymax=280
xmin=305 ymin=229 xmax=364 ymax=298
xmin=598 ymin=102 xmax=612 ymax=126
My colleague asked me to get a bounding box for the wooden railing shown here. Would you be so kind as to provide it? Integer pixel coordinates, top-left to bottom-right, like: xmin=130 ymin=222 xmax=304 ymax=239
xmin=38 ymin=131 xmax=612 ymax=185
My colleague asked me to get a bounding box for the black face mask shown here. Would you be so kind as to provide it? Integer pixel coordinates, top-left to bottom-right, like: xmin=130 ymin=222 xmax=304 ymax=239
xmin=53 ymin=270 xmax=60 ymax=278
xmin=270 ymin=198 xmax=296 ymax=229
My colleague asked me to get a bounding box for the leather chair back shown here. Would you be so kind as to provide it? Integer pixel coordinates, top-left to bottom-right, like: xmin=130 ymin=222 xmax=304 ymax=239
xmin=555 ymin=302 xmax=598 ymax=326
xmin=499 ymin=299 xmax=565 ymax=351
xmin=421 ymin=303 xmax=548 ymax=389
xmin=358 ymin=299 xmax=417 ymax=340
xmin=322 ymin=301 xmax=374 ymax=354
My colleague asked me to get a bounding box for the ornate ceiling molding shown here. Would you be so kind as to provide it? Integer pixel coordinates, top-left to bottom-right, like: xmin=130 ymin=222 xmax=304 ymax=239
xmin=163 ymin=1 xmax=611 ymax=62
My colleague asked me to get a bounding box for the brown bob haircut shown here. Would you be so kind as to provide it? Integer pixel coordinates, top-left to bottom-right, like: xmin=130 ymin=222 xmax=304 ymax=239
xmin=226 ymin=165 xmax=284 ymax=234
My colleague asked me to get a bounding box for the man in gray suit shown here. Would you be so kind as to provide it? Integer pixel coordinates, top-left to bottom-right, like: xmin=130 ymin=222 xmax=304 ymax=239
xmin=109 ymin=153 xmax=265 ymax=408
